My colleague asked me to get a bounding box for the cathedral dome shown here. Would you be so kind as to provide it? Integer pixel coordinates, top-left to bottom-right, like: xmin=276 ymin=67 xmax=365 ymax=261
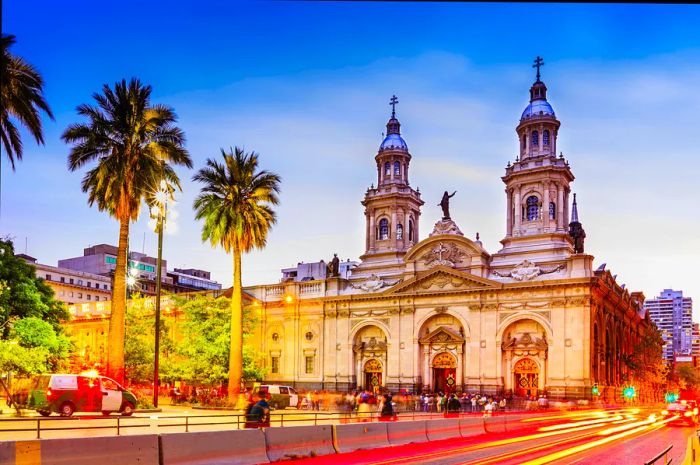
xmin=521 ymin=99 xmax=555 ymax=120
xmin=380 ymin=132 xmax=408 ymax=151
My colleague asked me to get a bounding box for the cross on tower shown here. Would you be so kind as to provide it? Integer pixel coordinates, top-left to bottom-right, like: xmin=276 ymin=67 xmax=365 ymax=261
xmin=532 ymin=56 xmax=545 ymax=81
xmin=389 ymin=95 xmax=399 ymax=118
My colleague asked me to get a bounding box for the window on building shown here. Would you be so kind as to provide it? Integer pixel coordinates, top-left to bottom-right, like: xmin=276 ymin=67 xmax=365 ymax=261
xmin=394 ymin=161 xmax=400 ymax=176
xmin=69 ymin=292 xmax=74 ymax=297
xmin=384 ymin=162 xmax=390 ymax=176
xmin=271 ymin=356 xmax=280 ymax=374
xmin=543 ymin=129 xmax=550 ymax=146
xmin=305 ymin=356 xmax=314 ymax=374
xmin=105 ymin=256 xmax=117 ymax=265
xmin=531 ymin=131 xmax=539 ymax=147
xmin=60 ymin=277 xmax=65 ymax=283
xmin=408 ymin=219 xmax=414 ymax=242
xmin=396 ymin=224 xmax=403 ymax=240
xmin=46 ymin=274 xmax=52 ymax=281
xmin=69 ymin=278 xmax=74 ymax=284
xmin=103 ymin=284 xmax=108 ymax=290
xmin=78 ymin=279 xmax=83 ymax=286
xmin=103 ymin=297 xmax=108 ymax=301
xmin=379 ymin=218 xmax=389 ymax=240
xmin=87 ymin=295 xmax=91 ymax=300
xmin=87 ymin=281 xmax=91 ymax=288
xmin=526 ymin=196 xmax=539 ymax=221
xmin=77 ymin=293 xmax=82 ymax=298
xmin=549 ymin=202 xmax=556 ymax=220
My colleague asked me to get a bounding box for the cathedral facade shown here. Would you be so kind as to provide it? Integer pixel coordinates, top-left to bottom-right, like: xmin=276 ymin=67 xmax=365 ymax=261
xmin=245 ymin=61 xmax=654 ymax=400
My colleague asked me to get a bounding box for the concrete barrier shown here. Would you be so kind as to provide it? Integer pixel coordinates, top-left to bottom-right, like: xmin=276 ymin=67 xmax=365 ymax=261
xmin=386 ymin=420 xmax=427 ymax=446
xmin=503 ymin=413 xmax=537 ymax=433
xmin=334 ymin=423 xmax=389 ymax=453
xmin=160 ymin=430 xmax=269 ymax=465
xmin=459 ymin=416 xmax=486 ymax=438
xmin=482 ymin=414 xmax=507 ymax=433
xmin=0 ymin=441 xmax=16 ymax=465
xmin=425 ymin=418 xmax=461 ymax=441
xmin=37 ymin=435 xmax=158 ymax=465
xmin=265 ymin=425 xmax=335 ymax=462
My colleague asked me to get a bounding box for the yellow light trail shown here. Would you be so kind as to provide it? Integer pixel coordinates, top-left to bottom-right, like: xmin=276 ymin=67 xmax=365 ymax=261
xmin=518 ymin=422 xmax=663 ymax=465
xmin=369 ymin=414 xmax=634 ymax=465
xmin=538 ymin=415 xmax=624 ymax=431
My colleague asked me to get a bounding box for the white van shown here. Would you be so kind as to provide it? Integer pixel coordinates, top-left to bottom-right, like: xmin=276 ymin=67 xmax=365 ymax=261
xmin=27 ymin=374 xmax=138 ymax=416
xmin=258 ymin=385 xmax=299 ymax=409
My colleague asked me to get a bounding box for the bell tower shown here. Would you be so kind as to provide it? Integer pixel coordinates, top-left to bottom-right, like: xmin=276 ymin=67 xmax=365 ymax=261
xmin=354 ymin=96 xmax=424 ymax=277
xmin=496 ymin=57 xmax=576 ymax=259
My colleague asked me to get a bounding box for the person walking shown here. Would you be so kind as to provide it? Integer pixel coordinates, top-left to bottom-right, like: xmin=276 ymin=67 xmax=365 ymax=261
xmin=379 ymin=393 xmax=397 ymax=421
xmin=471 ymin=395 xmax=477 ymax=413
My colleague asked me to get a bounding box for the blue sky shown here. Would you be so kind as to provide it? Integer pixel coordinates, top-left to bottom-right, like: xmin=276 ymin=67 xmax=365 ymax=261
xmin=4 ymin=2 xmax=700 ymax=315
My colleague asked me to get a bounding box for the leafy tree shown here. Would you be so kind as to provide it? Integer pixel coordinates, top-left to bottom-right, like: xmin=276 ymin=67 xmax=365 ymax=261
xmin=165 ymin=295 xmax=266 ymax=388
xmin=0 ymin=34 xmax=54 ymax=170
xmin=623 ymin=324 xmax=666 ymax=398
xmin=192 ymin=147 xmax=280 ymax=401
xmin=0 ymin=239 xmax=68 ymax=338
xmin=123 ymin=295 xmax=173 ymax=385
xmin=62 ymin=78 xmax=192 ymax=383
xmin=677 ymin=365 xmax=700 ymax=392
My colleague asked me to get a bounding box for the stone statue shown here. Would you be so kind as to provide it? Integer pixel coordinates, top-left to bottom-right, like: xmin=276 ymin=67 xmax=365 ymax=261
xmin=570 ymin=223 xmax=586 ymax=254
xmin=328 ymin=253 xmax=340 ymax=277
xmin=439 ymin=191 xmax=456 ymax=220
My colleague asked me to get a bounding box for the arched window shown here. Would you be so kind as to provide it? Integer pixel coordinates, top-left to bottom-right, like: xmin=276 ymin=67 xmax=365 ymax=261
xmin=408 ymin=219 xmax=414 ymax=242
xmin=543 ymin=129 xmax=550 ymax=146
xmin=379 ymin=218 xmax=389 ymax=240
xmin=396 ymin=224 xmax=403 ymax=240
xmin=394 ymin=161 xmax=401 ymax=176
xmin=526 ymin=196 xmax=539 ymax=221
xmin=384 ymin=162 xmax=390 ymax=176
xmin=531 ymin=130 xmax=539 ymax=147
xmin=549 ymin=202 xmax=556 ymax=220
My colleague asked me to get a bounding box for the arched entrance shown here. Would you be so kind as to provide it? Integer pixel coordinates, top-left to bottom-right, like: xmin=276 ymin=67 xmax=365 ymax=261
xmin=363 ymin=359 xmax=382 ymax=394
xmin=514 ymin=358 xmax=539 ymax=397
xmin=432 ymin=352 xmax=457 ymax=393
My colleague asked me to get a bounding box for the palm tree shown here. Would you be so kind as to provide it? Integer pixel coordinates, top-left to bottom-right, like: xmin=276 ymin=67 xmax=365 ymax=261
xmin=62 ymin=78 xmax=192 ymax=383
xmin=193 ymin=147 xmax=280 ymax=401
xmin=1 ymin=34 xmax=54 ymax=169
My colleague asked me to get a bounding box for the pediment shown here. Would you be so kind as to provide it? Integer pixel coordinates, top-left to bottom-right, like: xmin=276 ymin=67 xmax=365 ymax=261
xmin=385 ymin=265 xmax=501 ymax=295
xmin=419 ymin=326 xmax=465 ymax=344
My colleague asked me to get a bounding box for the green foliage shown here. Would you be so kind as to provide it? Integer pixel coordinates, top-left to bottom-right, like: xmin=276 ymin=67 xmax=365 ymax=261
xmin=166 ymin=295 xmax=266 ymax=386
xmin=0 ymin=239 xmax=69 ymax=338
xmin=677 ymin=365 xmax=700 ymax=390
xmin=623 ymin=324 xmax=667 ymax=387
xmin=124 ymin=295 xmax=173 ymax=384
xmin=1 ymin=34 xmax=54 ymax=169
xmin=0 ymin=239 xmax=72 ymax=374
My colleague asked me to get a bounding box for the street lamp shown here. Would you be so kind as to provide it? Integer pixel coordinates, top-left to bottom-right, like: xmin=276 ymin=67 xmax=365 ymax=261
xmin=149 ymin=179 xmax=175 ymax=408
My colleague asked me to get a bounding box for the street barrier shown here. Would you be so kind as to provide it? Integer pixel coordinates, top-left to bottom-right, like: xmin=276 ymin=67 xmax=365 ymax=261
xmin=264 ymin=424 xmax=335 ymax=462
xmin=160 ymin=429 xmax=269 ymax=465
xmin=0 ymin=435 xmax=160 ymax=465
xmin=425 ymin=418 xmax=462 ymax=441
xmin=386 ymin=420 xmax=428 ymax=446
xmin=333 ymin=423 xmax=390 ymax=453
xmin=482 ymin=414 xmax=507 ymax=433
xmin=459 ymin=416 xmax=486 ymax=437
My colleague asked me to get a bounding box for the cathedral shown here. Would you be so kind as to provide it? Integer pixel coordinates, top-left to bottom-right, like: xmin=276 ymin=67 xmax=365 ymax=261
xmin=245 ymin=59 xmax=654 ymax=400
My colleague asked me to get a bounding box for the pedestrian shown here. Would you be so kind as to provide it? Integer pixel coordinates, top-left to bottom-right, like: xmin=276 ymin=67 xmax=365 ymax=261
xmin=379 ymin=393 xmax=397 ymax=421
xmin=499 ymin=397 xmax=507 ymax=411
xmin=244 ymin=391 xmax=270 ymax=428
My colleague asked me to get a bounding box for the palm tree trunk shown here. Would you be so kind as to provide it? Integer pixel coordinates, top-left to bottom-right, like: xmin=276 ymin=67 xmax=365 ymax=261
xmin=108 ymin=219 xmax=129 ymax=384
xmin=228 ymin=241 xmax=243 ymax=402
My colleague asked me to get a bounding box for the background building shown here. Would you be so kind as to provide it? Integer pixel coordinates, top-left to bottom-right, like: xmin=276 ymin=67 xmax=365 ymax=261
xmin=281 ymin=259 xmax=358 ymax=282
xmin=17 ymin=254 xmax=112 ymax=305
xmin=645 ymin=289 xmax=693 ymax=362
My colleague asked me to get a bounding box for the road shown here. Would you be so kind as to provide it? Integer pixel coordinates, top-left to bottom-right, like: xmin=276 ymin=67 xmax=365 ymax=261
xmin=288 ymin=409 xmax=692 ymax=465
xmin=0 ymin=406 xmax=693 ymax=464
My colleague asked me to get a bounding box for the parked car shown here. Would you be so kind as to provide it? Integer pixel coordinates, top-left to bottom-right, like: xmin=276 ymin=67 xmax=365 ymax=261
xmin=27 ymin=373 xmax=138 ymax=417
xmin=257 ymin=385 xmax=300 ymax=409
xmin=661 ymin=400 xmax=699 ymax=426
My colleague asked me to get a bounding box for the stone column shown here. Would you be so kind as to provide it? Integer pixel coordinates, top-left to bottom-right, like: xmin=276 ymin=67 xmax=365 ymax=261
xmin=543 ymin=183 xmax=550 ymax=231
xmin=563 ymin=190 xmax=569 ymax=227
xmin=391 ymin=210 xmax=397 ymax=250
xmin=506 ymin=352 xmax=512 ymax=392
xmin=456 ymin=348 xmax=463 ymax=390
xmin=506 ymin=189 xmax=513 ymax=236
xmin=557 ymin=185 xmax=564 ymax=231
xmin=423 ymin=346 xmax=430 ymax=391
xmin=514 ymin=187 xmax=522 ymax=235
xmin=369 ymin=213 xmax=376 ymax=251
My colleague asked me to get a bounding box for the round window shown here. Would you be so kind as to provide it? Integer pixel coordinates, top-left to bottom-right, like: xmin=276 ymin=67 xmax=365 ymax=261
xmin=271 ymin=333 xmax=279 ymax=342
xmin=305 ymin=331 xmax=314 ymax=341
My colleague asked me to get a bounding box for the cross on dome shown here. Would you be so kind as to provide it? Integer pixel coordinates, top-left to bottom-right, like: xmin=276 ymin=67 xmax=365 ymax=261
xmin=533 ymin=56 xmax=545 ymax=82
xmin=390 ymin=95 xmax=399 ymax=118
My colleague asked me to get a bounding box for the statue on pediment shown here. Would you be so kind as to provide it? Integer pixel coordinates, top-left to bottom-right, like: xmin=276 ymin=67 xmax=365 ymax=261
xmin=492 ymin=260 xmax=565 ymax=281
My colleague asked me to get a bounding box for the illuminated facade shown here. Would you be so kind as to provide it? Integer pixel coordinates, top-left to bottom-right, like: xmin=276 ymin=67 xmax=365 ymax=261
xmin=246 ymin=61 xmax=655 ymax=401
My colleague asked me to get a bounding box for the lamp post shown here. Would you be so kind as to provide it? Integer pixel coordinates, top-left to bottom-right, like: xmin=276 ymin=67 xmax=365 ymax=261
xmin=151 ymin=180 xmax=169 ymax=408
